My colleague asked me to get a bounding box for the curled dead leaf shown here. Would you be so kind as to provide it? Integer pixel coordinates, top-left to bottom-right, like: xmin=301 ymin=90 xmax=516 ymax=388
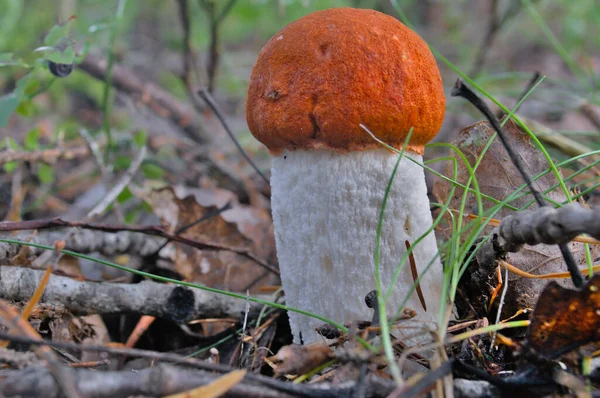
xmin=266 ymin=343 xmax=333 ymax=376
xmin=527 ymin=274 xmax=600 ymax=358
xmin=138 ymin=186 xmax=277 ymax=291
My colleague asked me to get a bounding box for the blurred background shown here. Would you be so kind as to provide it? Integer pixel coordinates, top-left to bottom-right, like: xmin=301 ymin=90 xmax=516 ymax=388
xmin=1 ymin=0 xmax=599 ymax=217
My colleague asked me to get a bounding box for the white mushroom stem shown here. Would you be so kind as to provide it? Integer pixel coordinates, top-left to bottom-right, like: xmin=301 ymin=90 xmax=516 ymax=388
xmin=270 ymin=148 xmax=444 ymax=344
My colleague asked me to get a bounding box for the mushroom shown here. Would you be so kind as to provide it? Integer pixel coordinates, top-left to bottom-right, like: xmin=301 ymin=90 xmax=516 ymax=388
xmin=246 ymin=8 xmax=446 ymax=343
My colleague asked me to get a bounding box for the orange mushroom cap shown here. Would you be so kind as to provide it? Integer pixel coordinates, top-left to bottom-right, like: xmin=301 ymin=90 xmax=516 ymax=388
xmin=246 ymin=7 xmax=445 ymax=156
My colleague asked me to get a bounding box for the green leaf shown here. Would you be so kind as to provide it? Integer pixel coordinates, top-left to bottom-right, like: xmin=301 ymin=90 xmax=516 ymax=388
xmin=124 ymin=206 xmax=141 ymax=224
xmin=15 ymin=73 xmax=32 ymax=92
xmin=24 ymin=128 xmax=40 ymax=150
xmin=46 ymin=46 xmax=75 ymax=65
xmin=43 ymin=18 xmax=74 ymax=46
xmin=5 ymin=137 xmax=20 ymax=150
xmin=113 ymin=155 xmax=132 ymax=171
xmin=3 ymin=161 xmax=17 ymax=173
xmin=117 ymin=187 xmax=133 ymax=203
xmin=22 ymin=79 xmax=40 ymax=97
xmin=16 ymin=100 xmax=35 ymax=117
xmin=0 ymin=94 xmax=20 ymax=127
xmin=36 ymin=163 xmax=55 ymax=184
xmin=142 ymin=163 xmax=165 ymax=179
xmin=0 ymin=53 xmax=27 ymax=68
xmin=0 ymin=73 xmax=36 ymax=126
xmin=133 ymin=130 xmax=147 ymax=147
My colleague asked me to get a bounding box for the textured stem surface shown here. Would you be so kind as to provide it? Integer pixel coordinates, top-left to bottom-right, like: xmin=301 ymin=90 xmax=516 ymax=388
xmin=270 ymin=148 xmax=443 ymax=343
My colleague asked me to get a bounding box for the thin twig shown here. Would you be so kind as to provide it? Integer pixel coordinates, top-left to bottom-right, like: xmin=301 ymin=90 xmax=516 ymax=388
xmin=79 ymin=129 xmax=109 ymax=176
xmin=151 ymin=200 xmax=233 ymax=256
xmin=177 ymin=0 xmax=197 ymax=87
xmin=80 ymin=128 xmax=126 ymax=222
xmin=451 ymin=79 xmax=584 ymax=287
xmin=177 ymin=0 xmax=207 ymax=114
xmin=87 ymin=146 xmax=146 ymax=218
xmin=490 ymin=265 xmax=509 ymax=351
xmin=101 ymin=0 xmax=129 ymax=159
xmin=0 ymin=331 xmax=215 ymax=371
xmin=515 ymin=72 xmax=542 ymax=106
xmin=198 ymin=89 xmax=269 ymax=185
xmin=0 ymin=145 xmax=90 ymax=166
xmin=215 ymin=0 xmax=237 ymax=23
xmin=177 ymin=201 xmax=233 ymax=234
xmin=451 ymin=80 xmax=545 ymax=205
xmin=197 ymin=0 xmax=237 ymax=93
xmin=469 ymin=0 xmax=531 ymax=76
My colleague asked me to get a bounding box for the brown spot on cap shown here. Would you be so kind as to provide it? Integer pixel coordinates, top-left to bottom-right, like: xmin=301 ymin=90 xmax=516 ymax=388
xmin=246 ymin=7 xmax=445 ymax=155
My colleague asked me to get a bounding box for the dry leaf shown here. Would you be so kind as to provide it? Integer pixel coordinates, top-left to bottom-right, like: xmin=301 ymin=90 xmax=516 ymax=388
xmin=9 ymin=245 xmax=32 ymax=267
xmin=527 ymin=274 xmax=600 ymax=358
xmin=266 ymin=343 xmax=333 ymax=376
xmin=433 ymin=120 xmax=599 ymax=316
xmin=79 ymin=315 xmax=111 ymax=363
xmin=165 ymin=369 xmax=246 ymax=398
xmin=140 ymin=186 xmax=277 ymax=291
xmin=55 ymin=254 xmax=85 ymax=280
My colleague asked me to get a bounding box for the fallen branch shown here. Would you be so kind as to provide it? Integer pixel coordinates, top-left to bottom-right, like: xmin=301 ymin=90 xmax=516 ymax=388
xmin=0 ymin=229 xmax=164 ymax=259
xmin=0 ymin=347 xmax=41 ymax=369
xmin=0 ymin=266 xmax=266 ymax=323
xmin=476 ymin=203 xmax=600 ymax=281
xmin=0 ymin=217 xmax=279 ymax=276
xmin=0 ymin=332 xmax=498 ymax=398
xmin=0 ymin=363 xmax=396 ymax=398
xmin=498 ymin=202 xmax=600 ymax=252
xmin=0 ymin=145 xmax=90 ymax=166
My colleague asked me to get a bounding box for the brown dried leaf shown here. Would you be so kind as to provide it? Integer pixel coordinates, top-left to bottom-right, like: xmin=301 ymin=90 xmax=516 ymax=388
xmin=266 ymin=343 xmax=333 ymax=376
xmin=433 ymin=120 xmax=565 ymax=222
xmin=433 ymin=120 xmax=599 ymax=315
xmin=10 ymin=245 xmax=32 ymax=267
xmin=141 ymin=186 xmax=277 ymax=291
xmin=528 ymin=274 xmax=600 ymax=358
xmin=55 ymin=254 xmax=85 ymax=280
xmin=79 ymin=315 xmax=111 ymax=363
xmin=53 ymin=315 xmax=96 ymax=344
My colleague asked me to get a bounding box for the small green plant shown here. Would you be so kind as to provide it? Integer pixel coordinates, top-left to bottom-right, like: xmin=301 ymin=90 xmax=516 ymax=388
xmin=0 ymin=17 xmax=81 ymax=128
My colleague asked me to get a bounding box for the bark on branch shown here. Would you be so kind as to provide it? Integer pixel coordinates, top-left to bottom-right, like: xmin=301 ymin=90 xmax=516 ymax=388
xmin=498 ymin=202 xmax=600 ymax=252
xmin=0 ymin=229 xmax=164 ymax=260
xmin=0 ymin=266 xmax=265 ymax=323
xmin=0 ymin=145 xmax=90 ymax=166
xmin=475 ymin=203 xmax=600 ymax=282
xmin=0 ymin=363 xmax=396 ymax=398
